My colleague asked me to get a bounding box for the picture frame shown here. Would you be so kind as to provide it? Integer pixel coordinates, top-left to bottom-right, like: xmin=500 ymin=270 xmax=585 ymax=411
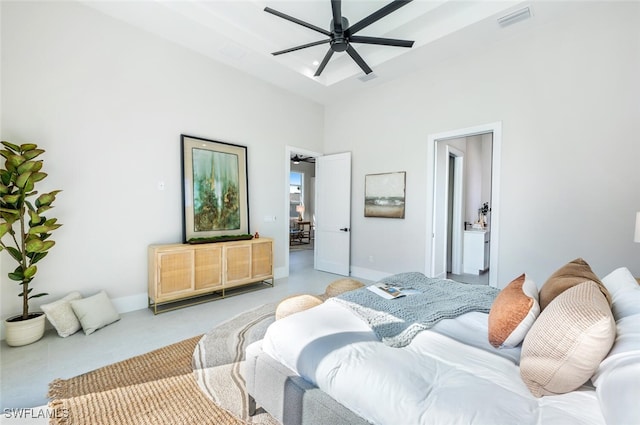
xmin=364 ymin=171 xmax=406 ymax=219
xmin=181 ymin=134 xmax=249 ymax=243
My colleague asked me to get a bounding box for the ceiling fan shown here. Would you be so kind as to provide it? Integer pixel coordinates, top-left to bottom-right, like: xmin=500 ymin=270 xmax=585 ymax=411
xmin=291 ymin=154 xmax=315 ymax=164
xmin=265 ymin=0 xmax=415 ymax=77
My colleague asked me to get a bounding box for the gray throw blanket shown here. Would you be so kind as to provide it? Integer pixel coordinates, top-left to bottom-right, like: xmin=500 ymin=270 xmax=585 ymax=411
xmin=327 ymin=272 xmax=499 ymax=348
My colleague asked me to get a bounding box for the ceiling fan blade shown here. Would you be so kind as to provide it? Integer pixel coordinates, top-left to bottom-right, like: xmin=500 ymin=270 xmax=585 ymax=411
xmin=264 ymin=7 xmax=331 ymax=37
xmin=349 ymin=35 xmax=414 ymax=48
xmin=345 ymin=0 xmax=413 ymax=37
xmin=314 ymin=48 xmax=335 ymax=77
xmin=272 ymin=39 xmax=330 ymax=56
xmin=346 ymin=45 xmax=372 ymax=75
xmin=331 ymin=0 xmax=343 ymax=33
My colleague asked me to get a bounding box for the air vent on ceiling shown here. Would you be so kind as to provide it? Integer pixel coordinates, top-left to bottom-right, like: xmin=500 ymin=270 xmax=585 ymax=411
xmin=358 ymin=73 xmax=378 ymax=83
xmin=497 ymin=6 xmax=532 ymax=27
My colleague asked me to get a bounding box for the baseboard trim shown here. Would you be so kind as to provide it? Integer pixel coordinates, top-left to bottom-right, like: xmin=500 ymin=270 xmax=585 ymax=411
xmin=350 ymin=266 xmax=391 ymax=282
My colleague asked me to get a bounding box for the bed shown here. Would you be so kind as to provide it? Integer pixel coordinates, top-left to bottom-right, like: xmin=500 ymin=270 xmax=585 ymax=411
xmin=242 ymin=262 xmax=640 ymax=425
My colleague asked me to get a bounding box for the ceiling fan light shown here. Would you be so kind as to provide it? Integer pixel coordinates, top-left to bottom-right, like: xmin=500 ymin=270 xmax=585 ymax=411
xmin=358 ymin=73 xmax=378 ymax=82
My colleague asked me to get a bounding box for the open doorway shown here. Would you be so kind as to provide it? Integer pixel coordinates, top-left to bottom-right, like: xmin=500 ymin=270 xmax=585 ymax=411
xmin=285 ymin=147 xmax=320 ymax=276
xmin=289 ymin=156 xmax=315 ymax=250
xmin=428 ymin=122 xmax=502 ymax=287
xmin=440 ymin=134 xmax=492 ymax=285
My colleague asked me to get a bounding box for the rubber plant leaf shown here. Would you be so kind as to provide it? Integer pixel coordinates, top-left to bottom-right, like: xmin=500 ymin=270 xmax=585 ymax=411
xmin=25 ymin=238 xmax=44 ymax=253
xmin=8 ymin=271 xmax=23 ymax=281
xmin=28 ymin=251 xmax=48 ymax=264
xmin=1 ymin=141 xmax=20 ymax=151
xmin=16 ymin=171 xmax=32 ymax=189
xmin=28 ymin=210 xmax=41 ymax=225
xmin=0 ymin=222 xmax=10 ymax=238
xmin=35 ymin=190 xmax=61 ymax=208
xmin=7 ymin=154 xmax=24 ymax=168
xmin=29 ymin=223 xmax=62 ymax=234
xmin=37 ymin=240 xmax=55 ymax=252
xmin=5 ymin=246 xmax=22 ymax=262
xmin=23 ymin=149 xmax=44 ymax=160
xmin=3 ymin=193 xmax=20 ymax=204
xmin=17 ymin=160 xmax=39 ymax=174
xmin=29 ymin=172 xmax=47 ymax=183
xmin=23 ymin=265 xmax=37 ymax=279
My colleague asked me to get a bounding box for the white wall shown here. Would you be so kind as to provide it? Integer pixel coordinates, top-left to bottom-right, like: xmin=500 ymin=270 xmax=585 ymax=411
xmin=326 ymin=1 xmax=640 ymax=286
xmin=0 ymin=1 xmax=324 ymax=327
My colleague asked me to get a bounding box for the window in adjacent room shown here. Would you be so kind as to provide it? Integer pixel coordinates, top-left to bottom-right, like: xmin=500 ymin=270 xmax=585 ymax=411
xmin=290 ymin=171 xmax=303 ymax=219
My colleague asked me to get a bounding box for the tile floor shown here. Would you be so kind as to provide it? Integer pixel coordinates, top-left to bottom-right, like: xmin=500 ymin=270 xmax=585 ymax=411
xmin=0 ymin=249 xmax=344 ymax=410
xmin=448 ymin=270 xmax=490 ymax=285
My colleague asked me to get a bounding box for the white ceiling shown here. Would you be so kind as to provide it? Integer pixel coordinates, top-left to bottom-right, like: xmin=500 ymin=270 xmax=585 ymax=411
xmin=81 ymin=0 xmax=534 ymax=105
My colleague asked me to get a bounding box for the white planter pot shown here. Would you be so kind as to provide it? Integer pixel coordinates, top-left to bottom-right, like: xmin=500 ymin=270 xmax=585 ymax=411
xmin=4 ymin=313 xmax=46 ymax=347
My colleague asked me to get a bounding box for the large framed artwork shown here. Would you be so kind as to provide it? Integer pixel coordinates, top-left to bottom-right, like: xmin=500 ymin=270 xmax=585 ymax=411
xmin=181 ymin=135 xmax=249 ymax=243
xmin=364 ymin=171 xmax=406 ymax=219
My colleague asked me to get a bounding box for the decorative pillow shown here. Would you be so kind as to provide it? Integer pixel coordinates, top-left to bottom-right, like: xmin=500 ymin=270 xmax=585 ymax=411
xmin=488 ymin=274 xmax=540 ymax=348
xmin=520 ymin=281 xmax=615 ymax=397
xmin=538 ymin=258 xmax=611 ymax=310
xmin=70 ymin=291 xmax=120 ymax=335
xmin=40 ymin=292 xmax=83 ymax=337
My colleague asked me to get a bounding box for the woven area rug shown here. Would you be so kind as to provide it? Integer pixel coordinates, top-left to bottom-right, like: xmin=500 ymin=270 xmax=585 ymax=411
xmin=47 ymin=303 xmax=285 ymax=425
xmin=192 ymin=302 xmax=280 ymax=425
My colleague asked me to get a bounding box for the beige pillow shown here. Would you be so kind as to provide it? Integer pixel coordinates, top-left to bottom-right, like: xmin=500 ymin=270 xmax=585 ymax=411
xmin=70 ymin=291 xmax=120 ymax=335
xmin=488 ymin=274 xmax=540 ymax=348
xmin=520 ymin=281 xmax=615 ymax=397
xmin=539 ymin=258 xmax=611 ymax=310
xmin=41 ymin=292 xmax=83 ymax=337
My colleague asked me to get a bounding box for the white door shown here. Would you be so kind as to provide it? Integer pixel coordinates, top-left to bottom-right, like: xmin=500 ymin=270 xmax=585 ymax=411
xmin=315 ymin=152 xmax=351 ymax=275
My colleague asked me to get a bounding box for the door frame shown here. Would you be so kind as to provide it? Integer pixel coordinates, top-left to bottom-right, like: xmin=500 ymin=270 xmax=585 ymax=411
xmin=426 ymin=122 xmax=502 ymax=287
xmin=448 ymin=146 xmax=464 ymax=275
xmin=284 ymin=146 xmax=322 ymax=276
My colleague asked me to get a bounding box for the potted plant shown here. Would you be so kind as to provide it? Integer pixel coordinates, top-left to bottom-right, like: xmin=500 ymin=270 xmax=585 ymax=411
xmin=0 ymin=141 xmax=61 ymax=346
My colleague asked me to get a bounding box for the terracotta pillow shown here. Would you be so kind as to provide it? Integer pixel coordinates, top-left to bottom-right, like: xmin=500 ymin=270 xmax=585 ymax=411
xmin=539 ymin=258 xmax=611 ymax=310
xmin=520 ymin=281 xmax=615 ymax=397
xmin=488 ymin=274 xmax=540 ymax=348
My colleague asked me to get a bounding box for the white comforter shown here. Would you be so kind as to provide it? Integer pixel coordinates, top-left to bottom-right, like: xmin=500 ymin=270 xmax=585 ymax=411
xmin=262 ymin=300 xmax=605 ymax=425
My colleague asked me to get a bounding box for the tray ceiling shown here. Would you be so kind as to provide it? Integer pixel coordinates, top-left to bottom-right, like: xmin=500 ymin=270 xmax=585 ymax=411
xmin=82 ymin=0 xmax=533 ymax=105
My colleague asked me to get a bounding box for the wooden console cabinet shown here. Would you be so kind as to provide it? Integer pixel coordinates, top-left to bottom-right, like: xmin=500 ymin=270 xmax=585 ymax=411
xmin=148 ymin=238 xmax=273 ymax=313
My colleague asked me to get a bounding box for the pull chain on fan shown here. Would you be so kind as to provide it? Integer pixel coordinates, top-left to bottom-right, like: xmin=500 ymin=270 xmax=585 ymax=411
xmin=265 ymin=0 xmax=414 ymax=77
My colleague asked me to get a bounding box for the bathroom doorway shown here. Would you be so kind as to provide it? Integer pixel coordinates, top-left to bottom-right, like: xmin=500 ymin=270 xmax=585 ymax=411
xmin=428 ymin=122 xmax=502 ymax=287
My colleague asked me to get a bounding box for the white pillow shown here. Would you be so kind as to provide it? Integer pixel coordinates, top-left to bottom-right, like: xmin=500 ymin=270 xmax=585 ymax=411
xmin=601 ymin=267 xmax=640 ymax=320
xmin=595 ymin=357 xmax=640 ymax=425
xmin=70 ymin=291 xmax=120 ymax=335
xmin=610 ymin=288 xmax=640 ymax=321
xmin=40 ymin=292 xmax=83 ymax=337
xmin=592 ymin=313 xmax=640 ymax=387
xmin=601 ymin=267 xmax=638 ymax=297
